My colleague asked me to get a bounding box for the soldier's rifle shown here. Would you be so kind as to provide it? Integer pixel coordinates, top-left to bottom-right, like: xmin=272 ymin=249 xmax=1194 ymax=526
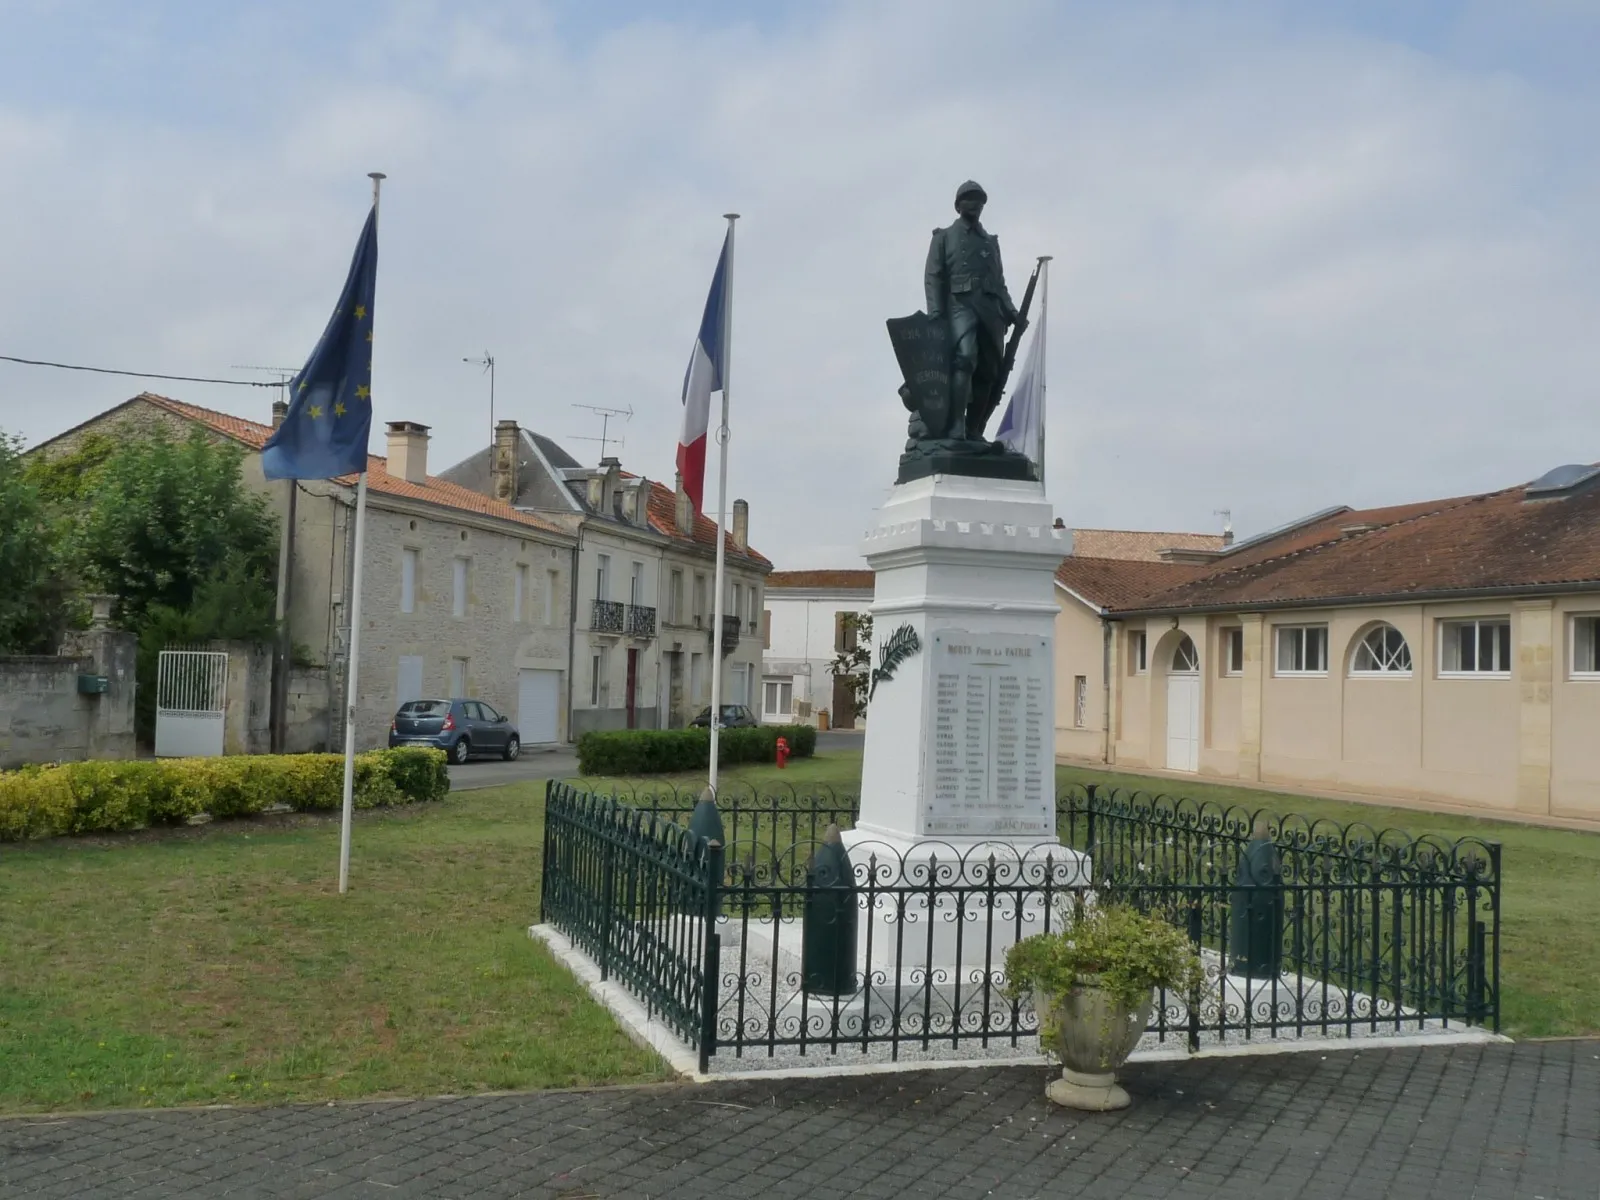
xmin=991 ymin=261 xmax=1041 ymax=410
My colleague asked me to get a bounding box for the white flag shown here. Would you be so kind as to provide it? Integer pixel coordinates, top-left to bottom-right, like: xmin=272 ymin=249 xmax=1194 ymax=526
xmin=995 ymin=319 xmax=1045 ymax=467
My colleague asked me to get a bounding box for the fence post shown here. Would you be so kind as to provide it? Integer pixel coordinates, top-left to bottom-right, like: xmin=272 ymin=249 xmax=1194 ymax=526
xmin=598 ymin=831 xmax=617 ymax=982
xmin=1187 ymin=898 xmax=1203 ymax=1052
xmin=699 ymin=838 xmax=725 ymax=1074
xmin=1488 ymin=842 xmax=1502 ymax=1034
xmin=1085 ymin=784 xmax=1097 ymax=862
xmin=1466 ymin=920 xmax=1487 ymax=1026
xmin=540 ymin=780 xmax=556 ymax=924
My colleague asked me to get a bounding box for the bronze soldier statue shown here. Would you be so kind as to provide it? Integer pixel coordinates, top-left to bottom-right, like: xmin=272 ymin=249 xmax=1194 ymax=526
xmin=925 ymin=180 xmax=1021 ymax=440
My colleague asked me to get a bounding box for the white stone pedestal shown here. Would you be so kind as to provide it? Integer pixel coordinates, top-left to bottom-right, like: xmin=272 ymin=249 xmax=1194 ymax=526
xmin=839 ymin=474 xmax=1087 ymax=973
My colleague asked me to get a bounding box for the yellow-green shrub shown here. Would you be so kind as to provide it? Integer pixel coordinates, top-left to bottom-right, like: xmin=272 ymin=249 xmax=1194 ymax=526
xmin=0 ymin=748 xmax=449 ymax=842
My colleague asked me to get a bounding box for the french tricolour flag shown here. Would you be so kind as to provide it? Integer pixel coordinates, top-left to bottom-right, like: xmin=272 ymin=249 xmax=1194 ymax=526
xmin=677 ymin=232 xmax=730 ymax=514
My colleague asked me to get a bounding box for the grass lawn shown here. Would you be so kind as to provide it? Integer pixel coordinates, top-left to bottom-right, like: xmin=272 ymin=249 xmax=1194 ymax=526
xmin=3 ymin=749 xmax=1592 ymax=1114
xmin=587 ymin=750 xmax=1599 ymax=1041
xmin=0 ymin=785 xmax=668 ymax=1115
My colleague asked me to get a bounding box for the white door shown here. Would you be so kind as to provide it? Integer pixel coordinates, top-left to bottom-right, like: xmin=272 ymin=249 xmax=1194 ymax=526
xmin=518 ymin=668 xmax=561 ymax=744
xmin=1165 ymin=635 xmax=1201 ymax=772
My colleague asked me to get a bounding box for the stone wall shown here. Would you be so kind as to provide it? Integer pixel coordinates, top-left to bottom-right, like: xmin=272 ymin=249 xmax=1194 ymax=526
xmin=0 ymin=630 xmax=137 ymax=768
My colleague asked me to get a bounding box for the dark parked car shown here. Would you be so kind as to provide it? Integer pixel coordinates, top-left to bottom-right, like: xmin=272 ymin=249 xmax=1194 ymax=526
xmin=688 ymin=704 xmax=760 ymax=730
xmin=388 ymin=698 xmax=520 ymax=764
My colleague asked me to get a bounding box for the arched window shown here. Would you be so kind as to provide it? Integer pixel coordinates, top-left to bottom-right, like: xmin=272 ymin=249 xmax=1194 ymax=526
xmin=1172 ymin=634 xmax=1199 ymax=673
xmin=1351 ymin=624 xmax=1412 ymax=675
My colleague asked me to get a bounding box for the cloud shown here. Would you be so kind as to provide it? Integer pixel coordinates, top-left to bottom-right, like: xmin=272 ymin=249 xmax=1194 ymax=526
xmin=1 ymin=0 xmax=1597 ymax=566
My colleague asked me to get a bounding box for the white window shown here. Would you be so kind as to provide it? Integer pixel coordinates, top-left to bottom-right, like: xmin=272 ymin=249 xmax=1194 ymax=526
xmin=1440 ymin=618 xmax=1511 ymax=676
xmin=1223 ymin=628 xmax=1243 ymax=676
xmin=396 ymin=655 xmax=424 ymax=707
xmin=596 ymin=554 xmax=610 ymax=603
xmin=630 ymin=561 xmax=643 ymax=607
xmin=1172 ymin=635 xmax=1199 ymax=673
xmin=668 ymin=569 xmax=684 ymax=624
xmin=1275 ymin=625 xmax=1329 ymax=675
xmin=1574 ymin=615 xmax=1600 ymax=678
xmin=1129 ymin=631 xmax=1147 ymax=675
xmin=748 ymin=586 xmax=761 ymax=631
xmin=449 ymin=656 xmax=468 ymax=697
xmin=764 ymin=677 xmax=794 ymax=717
xmin=693 ymin=575 xmax=707 ymax=625
xmin=731 ymin=583 xmax=742 ymax=624
xmin=514 ymin=564 xmax=528 ymax=624
xmin=591 ymin=646 xmax=609 ymax=707
xmin=690 ymin=652 xmax=704 ymax=703
xmin=1351 ymin=624 xmax=1412 ymax=675
xmin=452 ymin=558 xmax=468 ymax=619
xmin=1073 ymin=675 xmax=1087 ymax=728
xmin=545 ymin=570 xmax=559 ymax=625
xmin=401 ymin=549 xmax=417 ymax=614
xmin=730 ymin=662 xmax=749 ymax=706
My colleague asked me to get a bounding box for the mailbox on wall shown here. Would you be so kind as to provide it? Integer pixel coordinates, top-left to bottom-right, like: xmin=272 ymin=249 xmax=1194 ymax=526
xmin=76 ymin=674 xmax=109 ymax=696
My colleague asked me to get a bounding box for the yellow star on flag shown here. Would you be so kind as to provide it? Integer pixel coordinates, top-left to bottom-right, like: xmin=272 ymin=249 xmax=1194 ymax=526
xmin=333 ymin=400 xmax=347 ymax=418
xmin=354 ymin=384 xmax=370 ymax=400
xmin=298 ymin=380 xmax=307 ymax=392
xmin=308 ymin=405 xmax=323 ymax=419
xmin=354 ymin=304 xmax=367 ymax=320
xmin=366 ymin=329 xmax=373 ymax=343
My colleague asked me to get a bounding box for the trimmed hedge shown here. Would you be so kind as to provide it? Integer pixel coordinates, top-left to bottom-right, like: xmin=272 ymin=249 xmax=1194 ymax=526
xmin=0 ymin=748 xmax=450 ymax=842
xmin=577 ymin=724 xmax=816 ymax=776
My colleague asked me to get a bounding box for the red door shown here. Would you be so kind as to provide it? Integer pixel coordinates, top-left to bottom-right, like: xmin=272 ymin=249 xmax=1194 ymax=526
xmin=626 ymin=649 xmax=639 ymax=729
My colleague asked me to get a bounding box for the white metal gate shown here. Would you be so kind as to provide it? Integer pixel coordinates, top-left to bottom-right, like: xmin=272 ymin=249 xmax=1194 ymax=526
xmin=518 ymin=668 xmax=561 ymax=744
xmin=155 ymin=650 xmax=229 ymax=758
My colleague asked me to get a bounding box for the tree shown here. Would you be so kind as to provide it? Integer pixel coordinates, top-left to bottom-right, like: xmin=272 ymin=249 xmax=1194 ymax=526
xmin=0 ymin=431 xmax=70 ymax=652
xmin=827 ymin=611 xmax=872 ymax=718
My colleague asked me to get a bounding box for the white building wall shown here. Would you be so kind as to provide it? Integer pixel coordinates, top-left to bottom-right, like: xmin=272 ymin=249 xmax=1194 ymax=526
xmin=761 ymin=589 xmax=872 ymax=725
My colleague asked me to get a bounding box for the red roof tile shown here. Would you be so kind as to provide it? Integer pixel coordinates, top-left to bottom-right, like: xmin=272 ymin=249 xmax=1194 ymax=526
xmin=138 ymin=393 xmax=566 ymax=536
xmin=766 ymin=570 xmax=874 ymax=591
xmin=1069 ymin=529 xmax=1228 ymax=562
xmin=643 ymin=480 xmax=771 ymax=567
xmin=1055 ymin=557 xmax=1213 ymax=611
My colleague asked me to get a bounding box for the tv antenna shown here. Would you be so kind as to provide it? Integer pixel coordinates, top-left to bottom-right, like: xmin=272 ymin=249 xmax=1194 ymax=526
xmin=463 ymin=352 xmax=495 ymax=448
xmin=231 ymin=364 xmax=301 ymax=405
xmin=1214 ymin=508 xmax=1234 ymax=540
xmin=570 ymin=403 xmax=633 ymax=461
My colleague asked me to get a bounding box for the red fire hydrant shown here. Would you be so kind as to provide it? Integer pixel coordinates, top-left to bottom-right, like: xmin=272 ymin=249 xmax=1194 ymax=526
xmin=775 ymin=736 xmax=790 ymax=769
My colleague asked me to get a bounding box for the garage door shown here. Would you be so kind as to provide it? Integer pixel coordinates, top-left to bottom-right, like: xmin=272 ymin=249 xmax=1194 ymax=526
xmin=518 ymin=669 xmax=561 ymax=744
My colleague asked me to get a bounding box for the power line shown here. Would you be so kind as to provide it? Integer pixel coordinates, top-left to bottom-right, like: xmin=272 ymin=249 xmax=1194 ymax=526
xmin=0 ymin=353 xmax=279 ymax=388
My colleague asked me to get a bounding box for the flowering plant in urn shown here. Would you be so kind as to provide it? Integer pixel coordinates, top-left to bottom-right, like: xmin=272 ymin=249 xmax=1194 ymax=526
xmin=1004 ymin=900 xmax=1204 ymax=1111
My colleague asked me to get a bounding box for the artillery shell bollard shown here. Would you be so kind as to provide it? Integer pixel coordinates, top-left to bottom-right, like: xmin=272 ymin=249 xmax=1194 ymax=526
xmin=802 ymin=823 xmax=858 ymax=995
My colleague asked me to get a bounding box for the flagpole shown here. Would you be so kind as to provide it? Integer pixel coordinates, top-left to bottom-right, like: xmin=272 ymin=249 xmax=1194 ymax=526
xmin=338 ymin=169 xmax=385 ymax=896
xmin=1034 ymin=255 xmax=1051 ymax=492
xmin=707 ymin=212 xmax=738 ymax=798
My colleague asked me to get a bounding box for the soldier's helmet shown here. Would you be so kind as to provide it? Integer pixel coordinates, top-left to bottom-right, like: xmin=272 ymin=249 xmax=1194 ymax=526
xmin=954 ymin=180 xmax=988 ymax=206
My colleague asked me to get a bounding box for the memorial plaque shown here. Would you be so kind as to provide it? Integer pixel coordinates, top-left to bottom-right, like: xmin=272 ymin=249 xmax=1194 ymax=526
xmin=922 ymin=630 xmax=1054 ymax=838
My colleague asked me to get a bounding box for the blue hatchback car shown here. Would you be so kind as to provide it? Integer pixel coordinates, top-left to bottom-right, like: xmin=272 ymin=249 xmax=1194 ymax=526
xmin=388 ymin=698 xmax=521 ymax=764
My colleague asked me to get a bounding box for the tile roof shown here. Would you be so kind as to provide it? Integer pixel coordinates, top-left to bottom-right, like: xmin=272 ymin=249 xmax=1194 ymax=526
xmin=1116 ymin=479 xmax=1600 ymax=614
xmin=137 ymin=393 xmax=567 ymax=537
xmin=1069 ymin=529 xmax=1228 ymax=562
xmin=1055 ymin=557 xmax=1214 ymax=611
xmin=766 ymin=569 xmax=875 ymax=591
xmin=643 ymin=480 xmax=772 ymax=568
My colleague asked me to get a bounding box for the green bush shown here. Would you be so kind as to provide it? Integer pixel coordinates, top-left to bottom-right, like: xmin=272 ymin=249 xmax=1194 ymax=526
xmin=0 ymin=748 xmax=450 ymax=842
xmin=577 ymin=724 xmax=815 ymax=775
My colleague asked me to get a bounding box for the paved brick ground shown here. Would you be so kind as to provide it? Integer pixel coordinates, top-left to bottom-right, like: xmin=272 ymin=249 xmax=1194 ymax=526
xmin=1 ymin=1040 xmax=1595 ymax=1199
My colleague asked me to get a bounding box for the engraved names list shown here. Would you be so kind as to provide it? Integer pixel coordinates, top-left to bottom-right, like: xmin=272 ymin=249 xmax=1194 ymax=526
xmin=924 ymin=631 xmax=1052 ymax=837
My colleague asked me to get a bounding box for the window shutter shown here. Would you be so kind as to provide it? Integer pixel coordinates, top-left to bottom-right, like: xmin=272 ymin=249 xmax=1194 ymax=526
xmin=762 ymin=610 xmax=772 ymax=649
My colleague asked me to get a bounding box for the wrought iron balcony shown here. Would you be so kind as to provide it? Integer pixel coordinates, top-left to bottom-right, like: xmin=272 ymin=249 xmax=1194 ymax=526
xmin=591 ymin=600 xmax=625 ymax=634
xmin=712 ymin=613 xmax=741 ymax=655
xmin=625 ymin=604 xmax=657 ymax=638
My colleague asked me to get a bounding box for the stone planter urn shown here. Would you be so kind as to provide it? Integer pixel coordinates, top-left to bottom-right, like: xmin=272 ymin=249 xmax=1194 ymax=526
xmin=1038 ymin=977 xmax=1154 ymax=1111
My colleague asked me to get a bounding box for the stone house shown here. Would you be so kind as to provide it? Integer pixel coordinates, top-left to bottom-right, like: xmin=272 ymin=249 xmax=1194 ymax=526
xmin=1054 ymin=469 xmax=1600 ymax=829
xmin=30 ymin=393 xmax=577 ymax=751
xmin=760 ymin=570 xmax=875 ymax=728
xmin=438 ymin=421 xmax=770 ymax=734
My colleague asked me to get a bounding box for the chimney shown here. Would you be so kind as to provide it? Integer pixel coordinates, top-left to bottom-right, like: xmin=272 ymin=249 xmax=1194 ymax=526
xmin=271 ymin=399 xmax=289 ymax=429
xmin=732 ymin=498 xmax=749 ymax=551
xmin=492 ymin=419 xmax=520 ymax=504
xmin=586 ymin=472 xmax=605 ymax=511
xmin=674 ymin=471 xmax=694 ymax=535
xmin=1222 ymin=529 xmax=1235 ymax=547
xmin=385 ymin=421 xmax=431 ymax=485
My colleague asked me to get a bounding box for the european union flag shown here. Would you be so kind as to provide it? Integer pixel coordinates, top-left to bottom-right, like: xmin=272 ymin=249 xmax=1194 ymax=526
xmin=261 ymin=208 xmax=378 ymax=480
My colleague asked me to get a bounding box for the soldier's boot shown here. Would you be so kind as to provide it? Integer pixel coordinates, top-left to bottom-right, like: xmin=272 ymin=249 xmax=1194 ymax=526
xmin=949 ymin=354 xmax=976 ymax=441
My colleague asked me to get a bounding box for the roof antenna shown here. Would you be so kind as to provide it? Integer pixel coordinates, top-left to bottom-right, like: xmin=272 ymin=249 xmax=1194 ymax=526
xmin=462 ymin=352 xmax=495 ymax=448
xmin=231 ymin=364 xmax=300 ymax=407
xmin=570 ymin=403 xmax=633 ymax=462
xmin=1214 ymin=508 xmax=1234 ymax=546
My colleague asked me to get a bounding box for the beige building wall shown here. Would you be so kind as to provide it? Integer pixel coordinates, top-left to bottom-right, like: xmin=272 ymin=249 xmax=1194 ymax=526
xmin=1100 ymin=594 xmax=1600 ymax=829
xmin=1052 ymin=589 xmax=1108 ymax=760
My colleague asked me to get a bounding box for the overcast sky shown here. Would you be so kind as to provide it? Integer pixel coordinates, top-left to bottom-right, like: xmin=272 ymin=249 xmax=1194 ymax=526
xmin=2 ymin=0 xmax=1597 ymax=565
